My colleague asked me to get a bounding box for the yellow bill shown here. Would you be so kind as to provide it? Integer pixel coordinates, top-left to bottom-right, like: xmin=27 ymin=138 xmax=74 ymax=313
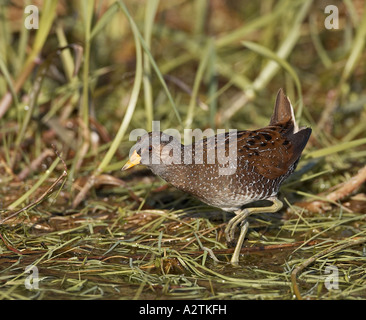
xmin=122 ymin=150 xmax=141 ymax=170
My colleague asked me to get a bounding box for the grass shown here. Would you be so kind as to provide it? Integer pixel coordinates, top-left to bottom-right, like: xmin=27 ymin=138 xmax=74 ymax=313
xmin=0 ymin=0 xmax=366 ymax=300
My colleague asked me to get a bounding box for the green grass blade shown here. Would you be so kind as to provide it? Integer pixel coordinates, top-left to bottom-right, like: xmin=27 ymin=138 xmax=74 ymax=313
xmin=304 ymin=137 xmax=366 ymax=159
xmin=96 ymin=2 xmax=144 ymax=173
xmin=143 ymin=0 xmax=160 ymax=131
xmin=118 ymin=0 xmax=182 ymax=126
xmin=8 ymin=157 xmax=60 ymax=210
xmin=185 ymin=40 xmax=212 ymax=127
xmin=242 ymin=40 xmax=303 ymax=116
xmin=90 ymin=2 xmax=119 ymax=40
xmin=341 ymin=3 xmax=366 ymax=82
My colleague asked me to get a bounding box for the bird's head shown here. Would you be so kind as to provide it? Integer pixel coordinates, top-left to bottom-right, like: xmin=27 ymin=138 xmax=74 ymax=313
xmin=122 ymin=131 xmax=182 ymax=171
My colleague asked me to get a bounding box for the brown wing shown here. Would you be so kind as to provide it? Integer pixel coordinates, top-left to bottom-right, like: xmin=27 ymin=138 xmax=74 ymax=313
xmin=236 ymin=125 xmax=310 ymax=179
xmin=189 ymin=121 xmax=311 ymax=180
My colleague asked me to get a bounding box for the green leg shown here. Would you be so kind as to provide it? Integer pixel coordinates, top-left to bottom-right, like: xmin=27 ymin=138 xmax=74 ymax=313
xmin=231 ymin=219 xmax=249 ymax=265
xmin=225 ymin=197 xmax=283 ymax=265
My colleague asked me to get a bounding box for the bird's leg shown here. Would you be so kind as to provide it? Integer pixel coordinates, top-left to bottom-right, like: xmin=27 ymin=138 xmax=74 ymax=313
xmin=231 ymin=219 xmax=249 ymax=265
xmin=224 ymin=196 xmax=283 ymax=264
xmin=225 ymin=208 xmax=249 ymax=244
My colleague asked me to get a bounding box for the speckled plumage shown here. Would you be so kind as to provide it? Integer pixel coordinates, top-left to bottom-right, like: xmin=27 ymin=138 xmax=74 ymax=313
xmin=123 ymin=89 xmax=311 ymax=263
xmin=126 ymin=90 xmax=311 ymax=211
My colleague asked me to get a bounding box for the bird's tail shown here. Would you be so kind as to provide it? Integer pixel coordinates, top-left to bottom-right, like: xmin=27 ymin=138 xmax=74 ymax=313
xmin=270 ymin=88 xmax=312 ymax=163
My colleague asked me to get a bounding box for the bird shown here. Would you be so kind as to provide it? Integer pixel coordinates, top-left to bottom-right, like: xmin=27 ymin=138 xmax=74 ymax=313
xmin=122 ymin=89 xmax=311 ymax=264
